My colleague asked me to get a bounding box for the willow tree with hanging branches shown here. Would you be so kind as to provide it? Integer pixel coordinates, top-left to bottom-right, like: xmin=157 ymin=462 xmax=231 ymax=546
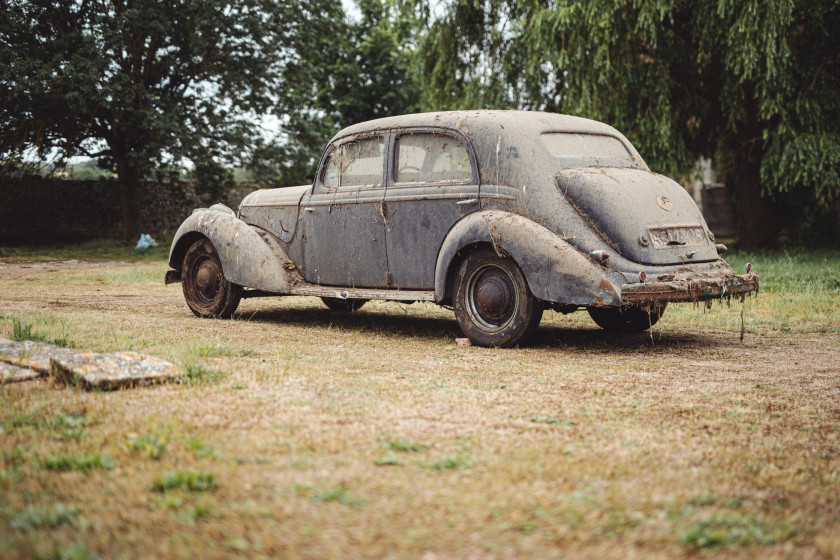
xmin=415 ymin=0 xmax=840 ymax=247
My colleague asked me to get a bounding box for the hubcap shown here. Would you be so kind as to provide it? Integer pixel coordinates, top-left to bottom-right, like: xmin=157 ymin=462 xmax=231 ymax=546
xmin=475 ymin=272 xmax=513 ymax=320
xmin=194 ymin=257 xmax=221 ymax=303
xmin=465 ymin=265 xmax=518 ymax=332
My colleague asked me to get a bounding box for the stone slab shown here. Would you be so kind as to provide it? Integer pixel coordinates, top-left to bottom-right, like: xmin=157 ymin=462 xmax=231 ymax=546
xmin=0 ymin=338 xmax=79 ymax=378
xmin=0 ymin=361 xmax=41 ymax=383
xmin=50 ymin=351 xmax=184 ymax=390
xmin=0 ymin=337 xmax=185 ymax=390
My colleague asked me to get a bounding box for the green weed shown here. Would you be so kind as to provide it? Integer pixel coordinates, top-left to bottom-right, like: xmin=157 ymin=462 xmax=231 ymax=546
xmin=182 ymin=340 xmax=258 ymax=358
xmin=428 ymin=455 xmax=472 ymax=471
xmin=1 ymin=446 xmax=26 ymax=469
xmin=152 ymin=471 xmax=217 ymax=493
xmin=680 ymin=512 xmax=798 ymax=548
xmin=530 ymin=415 xmax=578 ymax=426
xmin=126 ymin=434 xmax=167 ymax=460
xmin=379 ymin=438 xmax=430 ymax=453
xmin=2 ymin=411 xmax=93 ymax=439
xmin=310 ymin=485 xmax=363 ymax=506
xmin=41 ymin=453 xmax=114 ymax=472
xmin=227 ymin=538 xmax=253 ymax=551
xmin=150 ymin=495 xmax=213 ymax=522
xmin=10 ymin=317 xmax=74 ymax=347
xmin=12 ymin=317 xmax=36 ymax=341
xmin=1 ymin=413 xmax=45 ymax=432
xmin=0 ymin=466 xmax=22 ymax=487
xmin=9 ymin=504 xmax=80 ymax=530
xmin=181 ymin=364 xmax=225 ymax=385
xmin=234 ymin=455 xmax=271 ymax=465
xmin=152 ymin=494 xmax=185 ymax=510
xmin=186 ymin=438 xmax=215 ymax=459
xmin=52 ymin=412 xmax=94 ymax=441
xmin=183 ymin=502 xmax=212 ymax=521
xmin=688 ymin=493 xmax=742 ymax=509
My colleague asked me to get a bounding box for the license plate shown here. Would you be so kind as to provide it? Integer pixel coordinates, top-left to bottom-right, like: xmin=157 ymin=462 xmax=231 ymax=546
xmin=649 ymin=226 xmax=707 ymax=249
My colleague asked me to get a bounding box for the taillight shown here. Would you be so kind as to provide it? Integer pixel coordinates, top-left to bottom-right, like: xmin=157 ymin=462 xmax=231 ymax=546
xmin=589 ymin=250 xmax=610 ymax=262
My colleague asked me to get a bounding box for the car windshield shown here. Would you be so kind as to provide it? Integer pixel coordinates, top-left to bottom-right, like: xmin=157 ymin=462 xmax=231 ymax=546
xmin=541 ymin=133 xmax=635 ymax=165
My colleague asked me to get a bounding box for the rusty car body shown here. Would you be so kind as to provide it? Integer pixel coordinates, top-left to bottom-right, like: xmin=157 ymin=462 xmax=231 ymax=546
xmin=165 ymin=110 xmax=759 ymax=347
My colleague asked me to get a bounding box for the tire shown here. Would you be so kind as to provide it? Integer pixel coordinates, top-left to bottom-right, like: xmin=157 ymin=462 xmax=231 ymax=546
xmin=321 ymin=297 xmax=368 ymax=312
xmin=453 ymin=248 xmax=542 ymax=347
xmin=181 ymin=238 xmax=242 ymax=318
xmin=587 ymin=304 xmax=666 ymax=333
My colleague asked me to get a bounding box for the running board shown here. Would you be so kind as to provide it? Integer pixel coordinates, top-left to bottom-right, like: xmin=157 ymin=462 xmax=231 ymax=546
xmin=289 ymin=285 xmax=436 ymax=302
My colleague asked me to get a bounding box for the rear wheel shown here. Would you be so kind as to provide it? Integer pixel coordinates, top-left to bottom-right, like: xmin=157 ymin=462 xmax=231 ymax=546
xmin=587 ymin=304 xmax=666 ymax=332
xmin=453 ymin=248 xmax=542 ymax=347
xmin=181 ymin=238 xmax=242 ymax=318
xmin=321 ymin=297 xmax=368 ymax=312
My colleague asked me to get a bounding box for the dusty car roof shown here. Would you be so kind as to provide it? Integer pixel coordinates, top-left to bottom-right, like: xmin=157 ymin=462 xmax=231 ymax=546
xmin=333 ymin=110 xmax=621 ymax=142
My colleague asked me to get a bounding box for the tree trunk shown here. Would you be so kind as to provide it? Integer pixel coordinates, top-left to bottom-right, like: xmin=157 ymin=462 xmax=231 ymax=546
xmin=729 ymin=139 xmax=776 ymax=249
xmin=115 ymin=157 xmax=143 ymax=242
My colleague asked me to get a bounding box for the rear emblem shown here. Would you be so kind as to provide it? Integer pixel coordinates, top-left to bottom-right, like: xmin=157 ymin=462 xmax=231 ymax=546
xmin=656 ymin=196 xmax=673 ymax=211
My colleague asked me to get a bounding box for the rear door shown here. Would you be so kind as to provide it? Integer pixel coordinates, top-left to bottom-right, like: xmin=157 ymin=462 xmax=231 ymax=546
xmin=299 ymin=135 xmax=388 ymax=287
xmin=383 ymin=129 xmax=480 ymax=289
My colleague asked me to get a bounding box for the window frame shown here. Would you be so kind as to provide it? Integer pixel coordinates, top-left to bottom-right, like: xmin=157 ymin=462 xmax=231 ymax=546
xmin=539 ymin=131 xmax=644 ymax=170
xmin=316 ymin=132 xmax=387 ymax=193
xmin=386 ymin=127 xmax=479 ymax=189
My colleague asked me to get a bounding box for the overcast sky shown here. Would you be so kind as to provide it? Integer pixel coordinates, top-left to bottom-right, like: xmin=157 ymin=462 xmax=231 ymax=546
xmin=342 ymin=0 xmax=361 ymax=20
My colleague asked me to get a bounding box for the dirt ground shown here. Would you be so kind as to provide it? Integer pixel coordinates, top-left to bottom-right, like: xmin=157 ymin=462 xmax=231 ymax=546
xmin=1 ymin=259 xmax=838 ymax=559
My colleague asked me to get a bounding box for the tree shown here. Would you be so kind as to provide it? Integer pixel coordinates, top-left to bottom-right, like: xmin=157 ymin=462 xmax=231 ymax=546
xmin=250 ymin=0 xmax=421 ymax=187
xmin=415 ymin=0 xmax=840 ymax=247
xmin=0 ymin=0 xmax=296 ymax=238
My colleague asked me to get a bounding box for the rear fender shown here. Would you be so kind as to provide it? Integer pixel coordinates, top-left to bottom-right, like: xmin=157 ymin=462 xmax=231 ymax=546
xmin=434 ymin=211 xmax=621 ymax=306
xmin=169 ymin=209 xmax=294 ymax=294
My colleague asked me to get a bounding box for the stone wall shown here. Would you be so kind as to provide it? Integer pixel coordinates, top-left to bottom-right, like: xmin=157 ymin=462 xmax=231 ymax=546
xmin=0 ymin=175 xmax=258 ymax=244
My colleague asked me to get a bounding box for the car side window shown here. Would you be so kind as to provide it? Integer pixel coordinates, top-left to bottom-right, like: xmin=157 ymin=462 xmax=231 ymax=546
xmin=395 ymin=133 xmax=472 ymax=184
xmin=322 ymin=137 xmax=384 ymax=188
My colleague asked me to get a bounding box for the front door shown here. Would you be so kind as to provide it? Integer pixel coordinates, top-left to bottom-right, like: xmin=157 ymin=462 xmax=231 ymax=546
xmin=383 ymin=130 xmax=480 ymax=289
xmin=300 ymin=135 xmax=388 ymax=288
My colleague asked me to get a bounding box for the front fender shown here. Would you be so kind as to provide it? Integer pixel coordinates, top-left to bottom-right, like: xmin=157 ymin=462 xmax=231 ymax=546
xmin=434 ymin=210 xmax=621 ymax=306
xmin=168 ymin=209 xmax=293 ymax=294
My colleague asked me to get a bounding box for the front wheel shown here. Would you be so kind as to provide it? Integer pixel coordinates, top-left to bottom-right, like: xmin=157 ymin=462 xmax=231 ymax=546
xmin=587 ymin=304 xmax=666 ymax=332
xmin=453 ymin=248 xmax=542 ymax=347
xmin=321 ymin=297 xmax=368 ymax=312
xmin=181 ymin=238 xmax=242 ymax=318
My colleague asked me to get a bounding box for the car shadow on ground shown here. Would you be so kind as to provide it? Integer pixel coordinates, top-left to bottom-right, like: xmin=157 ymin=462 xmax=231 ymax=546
xmin=528 ymin=325 xmax=729 ymax=352
xmin=234 ymin=306 xmax=730 ymax=352
xmin=236 ymin=306 xmax=460 ymax=342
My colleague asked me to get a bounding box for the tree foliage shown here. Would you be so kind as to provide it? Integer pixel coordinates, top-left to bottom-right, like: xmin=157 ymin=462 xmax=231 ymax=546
xmin=3 ymin=0 xmax=836 ymax=246
xmin=1 ymin=0 xmax=295 ymax=237
xmin=249 ymin=0 xmax=421 ymax=187
xmin=416 ymin=0 xmax=840 ymax=246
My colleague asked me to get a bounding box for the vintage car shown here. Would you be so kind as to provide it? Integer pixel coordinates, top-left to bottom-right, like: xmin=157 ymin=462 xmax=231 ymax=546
xmin=165 ymin=111 xmax=759 ymax=347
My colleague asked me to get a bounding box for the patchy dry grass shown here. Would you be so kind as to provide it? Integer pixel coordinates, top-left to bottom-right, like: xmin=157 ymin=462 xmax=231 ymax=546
xmin=0 ymin=249 xmax=838 ymax=558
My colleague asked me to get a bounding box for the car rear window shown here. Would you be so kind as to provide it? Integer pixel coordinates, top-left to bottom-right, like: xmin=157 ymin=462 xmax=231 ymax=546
xmin=395 ymin=133 xmax=472 ymax=183
xmin=541 ymin=133 xmax=634 ymax=163
xmin=323 ymin=137 xmax=384 ymax=188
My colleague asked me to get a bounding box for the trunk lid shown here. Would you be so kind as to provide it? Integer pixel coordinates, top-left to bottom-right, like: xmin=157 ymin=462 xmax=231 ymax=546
xmin=556 ymin=167 xmax=717 ymax=265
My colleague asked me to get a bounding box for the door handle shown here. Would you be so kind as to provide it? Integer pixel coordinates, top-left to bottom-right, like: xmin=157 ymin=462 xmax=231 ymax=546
xmin=304 ymin=207 xmax=315 ymax=213
xmin=457 ymin=198 xmax=478 ymax=206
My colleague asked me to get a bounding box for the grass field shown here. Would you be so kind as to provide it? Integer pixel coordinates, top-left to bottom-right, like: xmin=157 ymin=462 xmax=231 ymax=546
xmin=1 ymin=245 xmax=838 ymax=559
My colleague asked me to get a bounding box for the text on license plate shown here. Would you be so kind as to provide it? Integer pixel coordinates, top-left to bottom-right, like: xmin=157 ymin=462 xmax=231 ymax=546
xmin=649 ymin=226 xmax=707 ymax=248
